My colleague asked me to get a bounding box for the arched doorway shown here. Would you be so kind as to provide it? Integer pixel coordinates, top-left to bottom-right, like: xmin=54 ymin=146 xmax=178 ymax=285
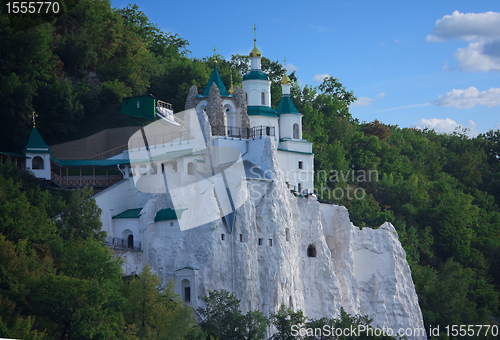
xmin=128 ymin=234 xmax=134 ymax=248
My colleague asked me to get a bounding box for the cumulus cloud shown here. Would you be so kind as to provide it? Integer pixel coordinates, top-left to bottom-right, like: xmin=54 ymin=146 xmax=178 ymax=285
xmin=427 ymin=10 xmax=500 ymax=42
xmin=427 ymin=11 xmax=500 ymax=72
xmin=413 ymin=118 xmax=478 ymax=135
xmin=351 ymin=93 xmax=386 ymax=107
xmin=313 ymin=73 xmax=330 ymax=82
xmin=454 ymin=41 xmax=500 ymax=71
xmin=435 ymin=87 xmax=500 ymax=108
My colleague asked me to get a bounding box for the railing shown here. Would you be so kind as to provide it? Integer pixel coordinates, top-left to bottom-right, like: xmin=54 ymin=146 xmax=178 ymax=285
xmin=103 ymin=236 xmax=141 ymax=250
xmin=211 ymin=125 xmax=275 ymax=139
xmin=91 ymin=144 xmax=128 ymax=160
xmin=156 ymin=100 xmax=183 ymax=125
xmin=51 ymin=172 xmax=122 ymax=188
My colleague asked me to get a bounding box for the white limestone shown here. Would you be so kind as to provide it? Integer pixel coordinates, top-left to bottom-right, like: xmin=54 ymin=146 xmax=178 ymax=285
xmin=136 ymin=136 xmax=426 ymax=339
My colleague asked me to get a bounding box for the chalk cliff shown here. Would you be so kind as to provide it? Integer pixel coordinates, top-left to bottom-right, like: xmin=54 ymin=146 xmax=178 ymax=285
xmin=136 ymin=136 xmax=426 ymax=339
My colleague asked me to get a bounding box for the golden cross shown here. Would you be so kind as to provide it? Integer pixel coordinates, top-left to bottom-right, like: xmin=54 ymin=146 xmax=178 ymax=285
xmin=253 ymin=24 xmax=258 ymax=40
xmin=213 ymin=45 xmax=217 ymax=63
xmin=32 ymin=111 xmax=38 ymax=127
xmin=284 ymin=57 xmax=287 ymax=70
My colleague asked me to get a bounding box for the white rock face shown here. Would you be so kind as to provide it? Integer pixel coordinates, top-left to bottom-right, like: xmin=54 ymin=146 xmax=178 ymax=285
xmin=139 ymin=137 xmax=426 ymax=339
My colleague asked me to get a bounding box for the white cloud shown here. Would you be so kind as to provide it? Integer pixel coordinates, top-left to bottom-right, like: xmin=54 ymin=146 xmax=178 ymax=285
xmin=313 ymin=73 xmax=330 ymax=82
xmin=377 ymin=103 xmax=430 ymax=112
xmin=394 ymin=39 xmax=402 ymax=43
xmin=435 ymin=87 xmax=500 ymax=108
xmin=427 ymin=10 xmax=500 ymax=42
xmin=413 ymin=118 xmax=478 ymax=135
xmin=442 ymin=61 xmax=449 ymax=70
xmin=380 ymin=41 xmax=386 ymax=46
xmin=351 ymin=96 xmax=374 ymax=107
xmin=427 ymin=11 xmax=500 ymax=71
xmin=351 ymin=93 xmax=386 ymax=107
xmin=286 ymin=63 xmax=298 ymax=72
xmin=454 ymin=41 xmax=500 ymax=72
xmin=495 ymin=123 xmax=500 ymax=130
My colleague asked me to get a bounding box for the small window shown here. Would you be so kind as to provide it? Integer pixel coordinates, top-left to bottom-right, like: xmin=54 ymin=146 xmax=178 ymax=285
xmin=298 ymin=161 xmax=303 ymax=169
xmin=286 ymin=228 xmax=290 ymax=242
xmin=187 ymin=162 xmax=195 ymax=175
xmin=170 ymin=222 xmax=174 ymax=226
xmin=269 ymin=239 xmax=273 ymax=246
xmin=137 ymin=100 xmax=140 ymax=108
xmin=261 ymin=92 xmax=265 ymax=105
xmin=307 ymin=244 xmax=317 ymax=258
xmin=289 ymin=296 xmax=293 ymax=307
xmin=184 ymin=287 xmax=191 ymax=302
xmin=239 ymin=234 xmax=243 ymax=242
xmin=298 ymin=183 xmax=302 ymax=193
xmin=221 ymin=234 xmax=225 ymax=241
xmin=245 ymin=93 xmax=248 ymax=103
xmin=128 ymin=234 xmax=134 ymax=248
xmin=266 ymin=126 xmax=271 ymax=136
xmin=258 ymin=238 xmax=263 ymax=246
xmin=293 ymin=123 xmax=299 ymax=139
xmin=32 ymin=156 xmax=44 ymax=170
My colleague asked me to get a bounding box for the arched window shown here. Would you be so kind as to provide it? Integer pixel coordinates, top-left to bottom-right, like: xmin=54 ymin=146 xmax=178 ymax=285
xmin=307 ymin=244 xmax=317 ymax=257
xmin=261 ymin=92 xmax=265 ymax=105
xmin=286 ymin=228 xmax=290 ymax=242
xmin=127 ymin=234 xmax=134 ymax=248
xmin=187 ymin=162 xmax=195 ymax=175
xmin=32 ymin=156 xmax=44 ymax=170
xmin=181 ymin=279 xmax=191 ymax=302
xmin=245 ymin=93 xmax=248 ymax=103
xmin=293 ymin=123 xmax=299 ymax=139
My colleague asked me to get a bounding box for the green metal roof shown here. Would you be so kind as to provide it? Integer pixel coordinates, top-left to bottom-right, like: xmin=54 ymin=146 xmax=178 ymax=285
xmin=154 ymin=208 xmax=187 ymax=222
xmin=25 ymin=128 xmax=49 ymax=149
xmin=277 ymin=148 xmax=313 ymax=155
xmin=51 ymin=157 xmax=130 ymax=167
xmin=243 ymin=70 xmax=269 ymax=81
xmin=112 ymin=208 xmax=142 ymax=219
xmin=247 ymin=106 xmax=278 ymax=117
xmin=202 ymin=64 xmax=229 ymax=97
xmin=276 ymin=95 xmax=300 ymax=114
xmin=0 ymin=151 xmax=30 ymax=158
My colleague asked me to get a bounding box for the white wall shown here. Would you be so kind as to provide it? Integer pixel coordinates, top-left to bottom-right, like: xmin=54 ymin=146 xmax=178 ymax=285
xmin=25 ymin=151 xmax=51 ymax=180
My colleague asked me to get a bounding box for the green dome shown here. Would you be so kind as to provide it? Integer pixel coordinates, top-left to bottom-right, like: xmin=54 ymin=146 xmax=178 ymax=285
xmin=243 ymin=70 xmax=269 ymax=81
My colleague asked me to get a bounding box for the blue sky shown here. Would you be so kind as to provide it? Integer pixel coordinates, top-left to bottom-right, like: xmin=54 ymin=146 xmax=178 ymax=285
xmin=111 ymin=0 xmax=500 ymax=135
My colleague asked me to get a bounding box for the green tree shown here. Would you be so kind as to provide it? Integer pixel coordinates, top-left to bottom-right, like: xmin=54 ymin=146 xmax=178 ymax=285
xmin=199 ymin=289 xmax=268 ymax=340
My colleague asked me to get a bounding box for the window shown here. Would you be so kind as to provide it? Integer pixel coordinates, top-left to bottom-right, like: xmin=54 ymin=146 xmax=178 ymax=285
xmin=239 ymin=234 xmax=243 ymax=242
xmin=137 ymin=100 xmax=140 ymax=108
xmin=269 ymin=239 xmax=273 ymax=246
xmin=187 ymin=162 xmax=195 ymax=175
xmin=266 ymin=126 xmax=271 ymax=136
xmin=261 ymin=92 xmax=265 ymax=105
xmin=298 ymin=183 xmax=302 ymax=193
xmin=128 ymin=234 xmax=134 ymax=248
xmin=246 ymin=93 xmax=248 ymax=103
xmin=32 ymin=156 xmax=44 ymax=170
xmin=258 ymin=238 xmax=263 ymax=246
xmin=293 ymin=123 xmax=299 ymax=139
xmin=170 ymin=222 xmax=174 ymax=226
xmin=307 ymin=244 xmax=317 ymax=257
xmin=221 ymin=234 xmax=225 ymax=241
xmin=286 ymin=228 xmax=290 ymax=242
xmin=184 ymin=287 xmax=191 ymax=302
xmin=298 ymin=161 xmax=303 ymax=169
xmin=289 ymin=296 xmax=293 ymax=307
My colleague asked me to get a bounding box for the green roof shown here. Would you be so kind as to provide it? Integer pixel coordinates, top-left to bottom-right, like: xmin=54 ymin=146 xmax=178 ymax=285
xmin=112 ymin=208 xmax=142 ymax=219
xmin=0 ymin=151 xmax=30 ymax=158
xmin=51 ymin=157 xmax=130 ymax=167
xmin=276 ymin=95 xmax=300 ymax=114
xmin=277 ymin=148 xmax=313 ymax=155
xmin=243 ymin=70 xmax=269 ymax=81
xmin=247 ymin=106 xmax=278 ymax=117
xmin=202 ymin=64 xmax=229 ymax=97
xmin=25 ymin=128 xmax=49 ymax=150
xmin=154 ymin=208 xmax=187 ymax=222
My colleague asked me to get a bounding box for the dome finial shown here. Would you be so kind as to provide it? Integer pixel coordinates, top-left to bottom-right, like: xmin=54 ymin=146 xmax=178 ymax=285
xmin=32 ymin=111 xmax=38 ymax=127
xmin=213 ymin=45 xmax=217 ymax=63
xmin=250 ymin=24 xmax=261 ymax=57
xmin=281 ymin=57 xmax=291 ymax=85
xmin=229 ymin=72 xmax=234 ymax=94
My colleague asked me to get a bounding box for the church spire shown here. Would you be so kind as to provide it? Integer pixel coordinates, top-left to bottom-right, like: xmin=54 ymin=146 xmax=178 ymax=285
xmin=249 ymin=24 xmax=262 ymax=70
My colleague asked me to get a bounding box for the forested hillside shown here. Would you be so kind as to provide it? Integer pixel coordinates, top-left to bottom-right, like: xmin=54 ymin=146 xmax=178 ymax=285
xmin=1 ymin=1 xmax=499 ymax=338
